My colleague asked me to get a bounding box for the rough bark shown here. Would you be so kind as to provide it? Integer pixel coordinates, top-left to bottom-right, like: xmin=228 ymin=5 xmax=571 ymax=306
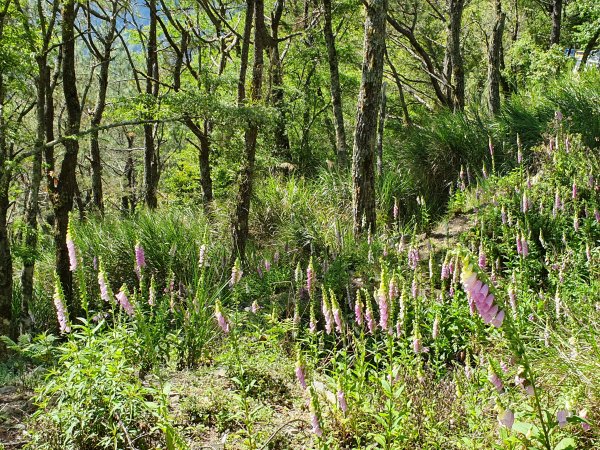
xmin=268 ymin=0 xmax=291 ymax=160
xmin=487 ymin=0 xmax=505 ymax=115
xmin=443 ymin=0 xmax=465 ymax=111
xmin=49 ymin=0 xmax=81 ymax=312
xmin=231 ymin=0 xmax=263 ymax=262
xmin=144 ymin=0 xmax=159 ymax=209
xmin=0 ymin=71 xmax=13 ymax=339
xmin=323 ymin=0 xmax=348 ymax=167
xmin=549 ymin=0 xmax=562 ymax=46
xmin=352 ymin=0 xmax=387 ymax=236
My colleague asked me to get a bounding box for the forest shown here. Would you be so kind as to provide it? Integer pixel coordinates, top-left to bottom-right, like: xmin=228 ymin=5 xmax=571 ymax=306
xmin=0 ymin=0 xmax=599 ymax=448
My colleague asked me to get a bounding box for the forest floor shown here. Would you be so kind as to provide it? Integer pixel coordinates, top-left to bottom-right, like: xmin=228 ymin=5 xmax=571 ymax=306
xmin=0 ymin=384 xmax=33 ymax=449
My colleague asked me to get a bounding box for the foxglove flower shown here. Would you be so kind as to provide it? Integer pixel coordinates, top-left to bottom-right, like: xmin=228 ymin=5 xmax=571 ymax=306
xmin=488 ymin=369 xmax=503 ymax=393
xmin=230 ymin=258 xmax=243 ymax=287
xmin=408 ymin=247 xmax=419 ymax=270
xmin=264 ymin=259 xmax=271 ymax=272
xmin=478 ymin=244 xmax=486 ymax=270
xmin=251 ymin=300 xmax=260 ymax=314
xmin=214 ymin=300 xmax=229 ymax=333
xmin=306 ymin=257 xmax=315 ymax=294
xmin=377 ymin=280 xmax=388 ymax=331
xmin=53 ymin=280 xmax=71 ymax=333
xmin=98 ymin=271 xmax=110 ymax=303
xmin=432 ymin=316 xmax=440 ymax=339
xmin=322 ymin=289 xmax=333 ymax=335
xmin=135 ymin=242 xmax=146 ymax=274
xmin=499 ymin=409 xmax=514 ymax=429
xmin=66 ymin=231 xmax=77 ymax=272
xmin=354 ymin=290 xmax=364 ymax=326
xmin=393 ymin=198 xmax=399 ymax=221
xmin=295 ymin=359 xmax=307 ymax=390
xmin=365 ymin=297 xmax=375 ymax=334
xmin=461 ymin=262 xmax=505 ymax=327
xmin=116 ymin=286 xmax=134 ymax=317
xmin=337 ymin=389 xmax=348 ymax=414
xmin=557 ymin=410 xmax=569 ymax=428
xmin=580 ymin=410 xmax=591 ymax=431
xmin=388 ymin=276 xmax=398 ymax=302
xmin=330 ymin=289 xmax=342 ymax=333
xmin=310 ymin=395 xmax=323 ymax=437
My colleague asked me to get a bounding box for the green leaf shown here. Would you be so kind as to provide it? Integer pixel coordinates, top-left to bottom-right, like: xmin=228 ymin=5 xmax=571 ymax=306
xmin=554 ymin=437 xmax=576 ymax=450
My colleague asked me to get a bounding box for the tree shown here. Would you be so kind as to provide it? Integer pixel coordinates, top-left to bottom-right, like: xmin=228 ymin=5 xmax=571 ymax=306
xmin=352 ymin=0 xmax=387 ymax=236
xmin=323 ymin=0 xmax=348 ymax=167
xmin=488 ymin=0 xmax=506 ymax=114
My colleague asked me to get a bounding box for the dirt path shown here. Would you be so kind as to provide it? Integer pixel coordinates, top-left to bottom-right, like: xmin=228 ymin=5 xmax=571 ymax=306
xmin=0 ymin=385 xmax=33 ymax=449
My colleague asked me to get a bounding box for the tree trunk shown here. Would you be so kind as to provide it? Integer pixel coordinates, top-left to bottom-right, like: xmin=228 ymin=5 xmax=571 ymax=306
xmin=268 ymin=0 xmax=291 ymax=160
xmin=352 ymin=0 xmax=387 ymax=236
xmin=487 ymin=0 xmax=505 ymax=115
xmin=580 ymin=27 xmax=600 ymax=68
xmin=231 ymin=0 xmax=263 ymax=262
xmin=323 ymin=0 xmax=348 ymax=168
xmin=444 ymin=0 xmax=465 ymax=111
xmin=144 ymin=0 xmax=159 ymax=209
xmin=51 ymin=0 xmax=81 ymax=312
xmin=89 ymin=16 xmax=116 ymax=215
xmin=20 ymin=56 xmax=48 ymax=331
xmin=121 ymin=133 xmax=136 ymax=213
xmin=376 ymin=82 xmax=386 ymax=177
xmin=0 ymin=72 xmax=13 ymax=340
xmin=549 ymin=0 xmax=562 ymax=46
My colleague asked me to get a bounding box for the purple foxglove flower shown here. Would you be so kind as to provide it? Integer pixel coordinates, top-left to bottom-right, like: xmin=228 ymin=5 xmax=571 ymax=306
xmin=295 ymin=363 xmax=307 ymax=390
xmin=337 ymin=390 xmax=348 ymax=413
xmin=264 ymin=259 xmax=271 ymax=272
xmin=557 ymin=410 xmax=568 ymax=428
xmin=365 ymin=308 xmax=375 ymax=334
xmin=508 ymin=287 xmax=517 ymax=313
xmin=214 ymin=301 xmax=229 ymax=333
xmin=388 ymin=277 xmax=398 ymax=302
xmin=441 ymin=262 xmax=450 ymax=280
xmin=251 ymin=300 xmax=260 ymax=314
xmin=412 ymin=337 xmax=422 ymax=353
xmin=488 ymin=372 xmax=503 ymax=393
xmin=92 ymin=256 xmax=98 ymax=271
xmin=411 ymin=279 xmax=419 ymax=299
xmin=116 ymin=288 xmax=134 ymax=316
xmin=499 ymin=409 xmax=514 ymax=429
xmin=257 ymin=265 xmax=263 ymax=278
xmin=378 ymin=291 xmax=388 ymax=331
xmin=354 ymin=295 xmax=363 ymax=326
xmin=491 ymin=310 xmax=505 ymax=327
xmin=333 ymin=308 xmax=342 ymax=333
xmin=516 ymin=235 xmax=522 ymax=255
xmin=408 ymin=248 xmax=420 ymax=270
xmin=53 ymin=286 xmax=71 ymax=333
xmin=309 ymin=320 xmax=317 ymax=333
xmin=432 ymin=316 xmax=440 ymax=339
xmin=66 ymin=233 xmax=77 ymax=272
xmin=572 ymin=182 xmax=577 ymax=199
xmin=500 ymin=361 xmax=509 ymax=373
xmin=580 ymin=410 xmax=591 ymax=431
xmin=311 ymin=413 xmax=322 ymax=437
xmin=98 ymin=272 xmax=110 ymax=303
xmin=521 ymin=234 xmax=529 ymax=257
xmin=135 ymin=243 xmax=146 ymax=270
xmin=522 ymin=193 xmax=528 ymax=213
xmin=478 ymin=245 xmax=486 ymax=270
